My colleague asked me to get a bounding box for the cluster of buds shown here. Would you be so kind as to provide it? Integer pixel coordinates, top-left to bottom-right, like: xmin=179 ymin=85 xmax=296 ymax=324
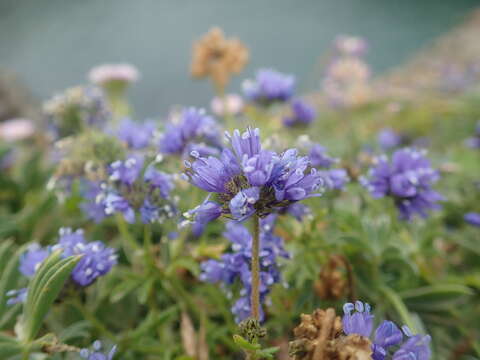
xmin=51 ymin=131 xmax=126 ymax=185
xmin=191 ymin=27 xmax=249 ymax=93
xmin=43 ymin=86 xmax=109 ymax=138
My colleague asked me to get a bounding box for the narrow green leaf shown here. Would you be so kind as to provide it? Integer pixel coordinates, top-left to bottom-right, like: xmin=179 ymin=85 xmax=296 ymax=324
xmin=0 ymin=242 xmax=23 ymax=318
xmin=24 ymin=250 xmax=64 ymax=319
xmin=0 ymin=333 xmax=22 ymax=358
xmin=232 ymin=334 xmax=260 ymax=351
xmin=381 ymin=286 xmax=417 ymax=333
xmin=23 ymin=253 xmax=81 ymax=341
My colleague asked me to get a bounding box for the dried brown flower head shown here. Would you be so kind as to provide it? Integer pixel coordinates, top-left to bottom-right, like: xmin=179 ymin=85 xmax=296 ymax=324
xmin=289 ymin=308 xmax=372 ymax=360
xmin=314 ymin=255 xmax=347 ymax=300
xmin=190 ymin=27 xmax=249 ymax=93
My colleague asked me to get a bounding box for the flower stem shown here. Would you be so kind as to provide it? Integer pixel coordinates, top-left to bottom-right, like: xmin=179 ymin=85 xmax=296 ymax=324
xmin=115 ymin=214 xmax=140 ymax=263
xmin=251 ymin=215 xmax=261 ymax=320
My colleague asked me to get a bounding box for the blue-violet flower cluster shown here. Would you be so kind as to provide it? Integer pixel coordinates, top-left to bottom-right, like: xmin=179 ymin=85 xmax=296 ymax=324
xmin=361 ymin=148 xmax=443 ymax=220
xmin=159 ymin=107 xmax=221 ymax=158
xmin=183 ymin=127 xmax=326 ymax=230
xmin=243 ymin=69 xmax=295 ymax=105
xmin=83 ymin=154 xmax=176 ymax=224
xmin=200 ymin=218 xmax=289 ymax=322
xmin=8 ymin=228 xmax=117 ymax=304
xmin=283 ymin=99 xmax=317 ymax=127
xmin=343 ymin=301 xmax=431 ymax=360
xmin=80 ymin=340 xmax=117 ymax=360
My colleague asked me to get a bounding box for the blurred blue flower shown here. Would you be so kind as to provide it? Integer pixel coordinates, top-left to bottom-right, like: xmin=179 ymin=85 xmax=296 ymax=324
xmin=242 ymin=69 xmax=295 ymax=105
xmin=465 ymin=121 xmax=480 ymax=149
xmin=116 ymin=118 xmax=155 ymax=149
xmin=464 ymin=212 xmax=480 ymax=227
xmin=377 ymin=128 xmax=402 ymax=150
xmin=159 ymin=107 xmax=221 ymax=157
xmin=80 ymin=340 xmax=117 ymax=360
xmin=19 ymin=243 xmax=49 ymax=277
xmin=361 ymin=148 xmax=443 ymax=220
xmin=283 ymin=99 xmax=316 ymax=127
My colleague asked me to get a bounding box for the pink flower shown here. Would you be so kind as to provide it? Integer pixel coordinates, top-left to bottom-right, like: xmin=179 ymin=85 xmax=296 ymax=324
xmin=210 ymin=94 xmax=244 ymax=116
xmin=0 ymin=118 xmax=35 ymax=141
xmin=88 ymin=63 xmax=140 ymax=85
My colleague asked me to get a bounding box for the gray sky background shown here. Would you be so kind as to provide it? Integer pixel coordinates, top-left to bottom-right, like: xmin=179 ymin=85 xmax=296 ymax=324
xmin=0 ymin=0 xmax=478 ymax=118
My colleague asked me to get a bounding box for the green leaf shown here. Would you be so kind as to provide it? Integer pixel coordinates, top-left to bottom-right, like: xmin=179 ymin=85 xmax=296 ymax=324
xmin=381 ymin=286 xmax=418 ymax=333
xmin=257 ymin=346 xmax=279 ymax=359
xmin=0 ymin=333 xmax=23 ymax=358
xmin=58 ymin=320 xmax=91 ymax=342
xmin=232 ymin=334 xmax=260 ymax=351
xmin=400 ymin=284 xmax=473 ymax=311
xmin=23 ymin=252 xmax=81 ymax=341
xmin=129 ymin=306 xmax=178 ymax=341
xmin=0 ymin=241 xmax=22 ymax=319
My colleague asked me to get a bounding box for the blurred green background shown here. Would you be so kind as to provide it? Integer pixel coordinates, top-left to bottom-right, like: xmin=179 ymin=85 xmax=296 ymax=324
xmin=0 ymin=0 xmax=478 ymax=117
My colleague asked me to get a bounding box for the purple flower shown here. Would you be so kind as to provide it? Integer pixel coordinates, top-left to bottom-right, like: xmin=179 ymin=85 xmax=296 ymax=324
xmin=283 ymin=99 xmax=316 ymax=127
xmin=104 ymin=193 xmax=136 ymax=223
xmin=199 ymin=220 xmax=288 ymax=322
xmin=6 ymin=288 xmax=28 ymax=305
xmin=80 ymin=181 xmax=107 ymax=223
xmin=187 ymin=200 xmax=223 ymax=237
xmin=273 ymin=152 xmax=323 ymax=202
xmin=321 ymin=168 xmax=349 ymax=190
xmin=308 ymin=144 xmax=337 ymax=168
xmin=82 ymin=155 xmax=176 ymax=224
xmin=373 ymin=321 xmax=404 ymax=360
xmin=19 ymin=244 xmax=49 ymax=277
xmin=465 ymin=212 xmax=480 ymax=227
xmin=159 ymin=107 xmax=221 ymax=157
xmin=342 ymin=301 xmax=374 ymax=337
xmin=18 ymin=229 xmax=116 ymax=289
xmin=184 ymin=128 xmax=325 ymax=226
xmin=70 ymin=241 xmax=117 ymax=286
xmin=116 ymin=118 xmax=155 ymax=149
xmin=54 ymin=228 xmax=117 ymax=287
xmin=465 ymin=121 xmax=480 ymax=149
xmin=361 ymin=148 xmax=443 ymax=220
xmin=229 ymin=187 xmax=260 ymax=220
xmin=282 ymin=203 xmax=311 ymax=221
xmin=342 ymin=301 xmax=431 ymax=360
xmin=80 ymin=341 xmax=117 ymax=360
xmin=242 ymin=69 xmax=295 ymax=105
xmin=393 ymin=328 xmax=431 ymax=360
xmin=378 ymin=128 xmax=402 ymax=150
xmin=144 ymin=165 xmax=174 ymax=198
xmin=108 ymin=155 xmax=144 ymax=186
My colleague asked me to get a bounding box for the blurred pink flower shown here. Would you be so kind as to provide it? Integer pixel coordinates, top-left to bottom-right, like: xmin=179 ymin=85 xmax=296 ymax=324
xmin=0 ymin=118 xmax=35 ymax=141
xmin=334 ymin=35 xmax=368 ymax=56
xmin=210 ymin=94 xmax=244 ymax=116
xmin=88 ymin=63 xmax=140 ymax=85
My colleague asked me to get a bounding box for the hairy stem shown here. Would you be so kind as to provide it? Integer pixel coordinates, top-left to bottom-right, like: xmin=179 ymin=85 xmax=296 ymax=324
xmin=251 ymin=215 xmax=261 ymax=320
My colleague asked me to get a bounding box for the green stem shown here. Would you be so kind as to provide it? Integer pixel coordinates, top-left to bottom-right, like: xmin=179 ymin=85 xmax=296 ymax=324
xmin=251 ymin=215 xmax=261 ymax=320
xmin=144 ymin=224 xmax=155 ymax=268
xmin=71 ymin=299 xmax=116 ymax=341
xmin=115 ymin=214 xmax=140 ymax=263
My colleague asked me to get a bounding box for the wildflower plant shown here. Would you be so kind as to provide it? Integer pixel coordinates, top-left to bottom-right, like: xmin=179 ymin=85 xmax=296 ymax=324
xmin=184 ymin=127 xmax=325 ymax=323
